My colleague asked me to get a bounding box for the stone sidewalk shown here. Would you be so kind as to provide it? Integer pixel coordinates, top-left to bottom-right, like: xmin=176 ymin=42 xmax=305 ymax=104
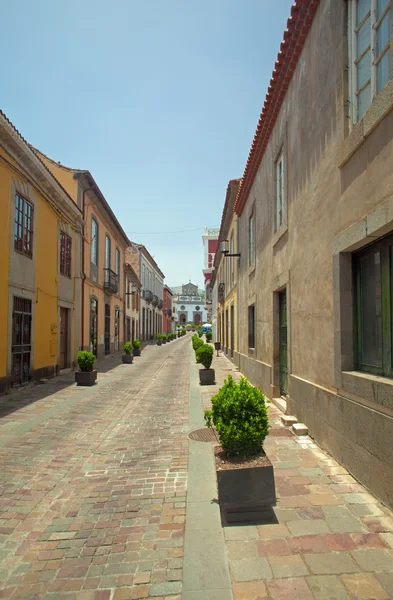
xmin=0 ymin=338 xmax=190 ymax=600
xmin=200 ymin=350 xmax=393 ymax=600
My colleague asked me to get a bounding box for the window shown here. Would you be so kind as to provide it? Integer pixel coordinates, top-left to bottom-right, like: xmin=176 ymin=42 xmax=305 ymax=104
xmin=105 ymin=235 xmax=111 ymax=269
xmin=354 ymin=233 xmax=392 ymax=378
xmin=275 ymin=152 xmax=285 ymax=230
xmin=249 ymin=214 xmax=255 ymax=266
xmin=248 ymin=305 xmax=256 ymax=349
xmin=180 ymin=305 xmax=186 ymax=310
xmin=91 ymin=218 xmax=98 ymax=265
xmin=115 ymin=247 xmax=120 ymax=290
xmin=230 ymin=232 xmax=234 ymax=288
xmin=142 ymin=264 xmax=145 ymax=288
xmin=349 ymin=0 xmax=391 ymax=122
xmin=14 ymin=194 xmax=33 ymax=257
xmin=127 ymin=279 xmax=131 ymax=309
xmin=60 ymin=232 xmax=72 ymax=277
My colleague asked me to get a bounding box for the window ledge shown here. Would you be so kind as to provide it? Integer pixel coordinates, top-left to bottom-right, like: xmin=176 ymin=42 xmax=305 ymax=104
xmin=341 ymin=370 xmax=393 ymax=411
xmin=340 ymin=79 xmax=393 ymax=168
xmin=272 ymin=222 xmax=288 ymax=248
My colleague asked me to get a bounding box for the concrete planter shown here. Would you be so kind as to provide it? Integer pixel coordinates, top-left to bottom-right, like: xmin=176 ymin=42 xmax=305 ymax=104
xmin=217 ymin=456 xmax=276 ymax=524
xmin=199 ymin=368 xmax=215 ymax=385
xmin=75 ymin=370 xmax=97 ymax=386
xmin=157 ymin=340 xmax=162 ymax=346
xmin=133 ymin=348 xmax=141 ymax=357
xmin=122 ymin=354 xmax=133 ymax=364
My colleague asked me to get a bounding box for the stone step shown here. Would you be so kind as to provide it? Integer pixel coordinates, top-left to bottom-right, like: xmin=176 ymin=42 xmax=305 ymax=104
xmin=292 ymin=422 xmax=308 ymax=436
xmin=281 ymin=415 xmax=297 ymax=427
xmin=271 ymin=396 xmax=287 ymax=413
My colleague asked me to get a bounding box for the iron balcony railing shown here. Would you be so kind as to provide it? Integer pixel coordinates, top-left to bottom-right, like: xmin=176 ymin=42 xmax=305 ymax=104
xmin=145 ymin=290 xmax=153 ymax=303
xmin=218 ymin=282 xmax=225 ymax=304
xmin=158 ymin=299 xmax=163 ymax=310
xmin=103 ymin=268 xmax=118 ymax=294
xmin=152 ymin=294 xmax=159 ymax=307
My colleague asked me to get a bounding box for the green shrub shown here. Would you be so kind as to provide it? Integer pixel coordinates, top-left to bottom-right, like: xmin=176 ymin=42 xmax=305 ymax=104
xmin=192 ymin=335 xmax=204 ymax=352
xmin=77 ymin=350 xmax=95 ymax=372
xmin=204 ymin=376 xmax=269 ymax=457
xmin=132 ymin=339 xmax=141 ymax=349
xmin=196 ymin=343 xmax=213 ymax=369
xmin=123 ymin=341 xmax=133 ymax=355
xmin=205 ymin=331 xmax=212 ymax=342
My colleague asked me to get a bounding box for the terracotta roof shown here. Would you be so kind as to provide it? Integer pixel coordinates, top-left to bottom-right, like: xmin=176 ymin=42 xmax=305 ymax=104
xmin=234 ymin=0 xmax=320 ymax=216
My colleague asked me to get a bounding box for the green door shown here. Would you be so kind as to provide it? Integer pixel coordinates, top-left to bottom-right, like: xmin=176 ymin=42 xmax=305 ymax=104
xmin=279 ymin=290 xmax=288 ymax=396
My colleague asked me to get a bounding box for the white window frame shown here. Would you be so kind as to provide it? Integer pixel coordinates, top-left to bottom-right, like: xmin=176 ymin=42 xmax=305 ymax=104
xmin=348 ymin=0 xmax=392 ymax=124
xmin=275 ymin=152 xmax=285 ymax=231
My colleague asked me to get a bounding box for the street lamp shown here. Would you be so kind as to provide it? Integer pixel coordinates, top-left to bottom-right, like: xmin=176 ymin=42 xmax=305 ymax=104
xmin=220 ymin=239 xmax=241 ymax=258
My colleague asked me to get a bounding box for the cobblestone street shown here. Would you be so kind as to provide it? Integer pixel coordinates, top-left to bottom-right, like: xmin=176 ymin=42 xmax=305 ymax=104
xmin=1 ymin=337 xmax=393 ymax=599
xmin=0 ymin=339 xmax=190 ymax=600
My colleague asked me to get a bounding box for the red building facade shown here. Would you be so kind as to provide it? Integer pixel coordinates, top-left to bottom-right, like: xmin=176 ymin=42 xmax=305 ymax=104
xmin=163 ymin=285 xmax=173 ymax=333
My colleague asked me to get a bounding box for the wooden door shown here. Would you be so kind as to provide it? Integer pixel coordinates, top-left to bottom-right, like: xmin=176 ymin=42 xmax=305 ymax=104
xmin=230 ymin=304 xmax=234 ymax=357
xmin=279 ymin=290 xmax=288 ymax=396
xmin=59 ymin=307 xmax=68 ymax=369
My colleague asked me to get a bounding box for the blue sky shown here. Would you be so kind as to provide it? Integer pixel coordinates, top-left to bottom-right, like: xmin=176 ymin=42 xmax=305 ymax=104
xmin=1 ymin=0 xmax=293 ymax=287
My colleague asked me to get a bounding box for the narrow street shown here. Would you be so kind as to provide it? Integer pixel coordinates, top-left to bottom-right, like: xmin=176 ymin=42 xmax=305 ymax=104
xmin=0 ymin=338 xmax=190 ymax=600
xmin=1 ymin=338 xmax=393 ymax=600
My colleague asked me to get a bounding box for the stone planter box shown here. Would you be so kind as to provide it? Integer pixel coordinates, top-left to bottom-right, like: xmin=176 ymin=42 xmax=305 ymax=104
xmin=199 ymin=368 xmax=215 ymax=385
xmin=133 ymin=348 xmax=141 ymax=357
xmin=75 ymin=370 xmax=97 ymax=386
xmin=157 ymin=340 xmax=162 ymax=346
xmin=217 ymin=455 xmax=276 ymax=524
xmin=122 ymin=354 xmax=133 ymax=363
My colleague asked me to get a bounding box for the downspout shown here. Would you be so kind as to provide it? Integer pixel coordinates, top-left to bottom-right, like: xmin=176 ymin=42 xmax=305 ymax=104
xmin=80 ymin=180 xmax=94 ymax=351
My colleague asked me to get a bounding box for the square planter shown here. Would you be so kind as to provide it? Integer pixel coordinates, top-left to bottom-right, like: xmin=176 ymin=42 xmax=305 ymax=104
xmin=122 ymin=354 xmax=133 ymax=364
xmin=157 ymin=340 xmax=162 ymax=346
xmin=133 ymin=348 xmax=141 ymax=357
xmin=199 ymin=368 xmax=215 ymax=385
xmin=75 ymin=369 xmax=97 ymax=386
xmin=216 ymin=455 xmax=276 ymax=523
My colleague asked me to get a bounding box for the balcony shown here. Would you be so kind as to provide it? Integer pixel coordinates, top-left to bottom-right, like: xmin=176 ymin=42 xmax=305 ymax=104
xmin=218 ymin=283 xmax=225 ymax=304
xmin=145 ymin=290 xmax=153 ymax=303
xmin=104 ymin=268 xmax=118 ymax=294
xmin=152 ymin=294 xmax=159 ymax=307
xmin=158 ymin=299 xmax=163 ymax=310
xmin=167 ymin=308 xmax=172 ymax=317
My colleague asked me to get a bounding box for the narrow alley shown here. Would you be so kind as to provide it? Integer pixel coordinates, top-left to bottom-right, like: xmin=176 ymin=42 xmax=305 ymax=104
xmin=0 ymin=338 xmax=393 ymax=600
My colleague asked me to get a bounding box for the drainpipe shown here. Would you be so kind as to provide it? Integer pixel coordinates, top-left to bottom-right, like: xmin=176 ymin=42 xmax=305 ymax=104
xmin=81 ymin=180 xmax=94 ymax=351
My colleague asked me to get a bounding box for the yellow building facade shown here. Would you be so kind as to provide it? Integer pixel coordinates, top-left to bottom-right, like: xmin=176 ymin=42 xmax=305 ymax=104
xmin=0 ymin=112 xmax=83 ymax=393
xmin=36 ymin=152 xmax=129 ymax=360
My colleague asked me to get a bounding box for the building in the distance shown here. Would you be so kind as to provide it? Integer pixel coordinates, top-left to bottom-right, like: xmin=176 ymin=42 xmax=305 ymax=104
xmin=163 ymin=286 xmax=174 ymax=333
xmin=173 ymin=282 xmax=206 ymax=326
xmin=202 ymin=226 xmax=219 ymax=322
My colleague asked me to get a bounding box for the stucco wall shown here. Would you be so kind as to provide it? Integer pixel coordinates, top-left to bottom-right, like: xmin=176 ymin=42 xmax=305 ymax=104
xmin=235 ymin=0 xmax=393 ymax=507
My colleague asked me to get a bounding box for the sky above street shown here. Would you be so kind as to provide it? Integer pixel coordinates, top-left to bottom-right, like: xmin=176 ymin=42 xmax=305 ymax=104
xmin=2 ymin=0 xmax=293 ymax=287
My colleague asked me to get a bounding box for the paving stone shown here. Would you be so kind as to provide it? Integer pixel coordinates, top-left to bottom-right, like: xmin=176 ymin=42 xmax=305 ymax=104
xmin=376 ymin=573 xmax=393 ymax=597
xmin=267 ymin=577 xmax=314 ymax=600
xmin=286 ymin=519 xmax=330 ymax=537
xmin=256 ymin=539 xmax=291 ymax=556
xmin=351 ymin=548 xmax=393 ymax=571
xmin=224 ymin=527 xmax=259 ymax=541
xmin=149 ymin=581 xmax=182 ymax=596
xmin=287 ymin=535 xmax=328 ymax=554
xmin=232 ymin=580 xmax=268 ymax=599
xmin=341 ymin=573 xmax=389 ymax=598
xmin=257 ymin=524 xmax=290 ymax=539
xmin=306 ymin=575 xmax=349 ymax=599
xmin=230 ymin=558 xmax=273 ymax=582
xmin=227 ymin=541 xmax=259 ymax=560
xmin=304 ymin=552 xmax=359 ymax=575
xmin=268 ymin=555 xmax=308 ymax=578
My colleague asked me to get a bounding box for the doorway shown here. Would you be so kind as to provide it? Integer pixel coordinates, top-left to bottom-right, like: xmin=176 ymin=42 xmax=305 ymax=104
xmin=194 ymin=313 xmax=201 ymax=326
xmin=279 ymin=289 xmax=288 ymax=396
xmin=90 ymin=298 xmax=98 ymax=356
xmin=225 ymin=309 xmax=229 ymax=353
xmin=114 ymin=308 xmax=120 ymax=351
xmin=131 ymin=318 xmax=135 ymax=342
xmin=105 ymin=304 xmax=111 ymax=355
xmin=59 ymin=307 xmax=69 ymax=369
xmin=11 ymin=297 xmax=32 ymax=387
xmin=230 ymin=304 xmax=234 ymax=358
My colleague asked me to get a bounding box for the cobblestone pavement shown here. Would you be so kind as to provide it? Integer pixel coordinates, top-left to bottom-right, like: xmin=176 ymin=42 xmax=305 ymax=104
xmin=201 ymin=352 xmax=393 ymax=600
xmin=0 ymin=338 xmax=190 ymax=600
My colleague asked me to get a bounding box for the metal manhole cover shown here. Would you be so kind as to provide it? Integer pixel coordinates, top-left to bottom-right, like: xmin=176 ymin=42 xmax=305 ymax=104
xmin=189 ymin=427 xmax=219 ymax=443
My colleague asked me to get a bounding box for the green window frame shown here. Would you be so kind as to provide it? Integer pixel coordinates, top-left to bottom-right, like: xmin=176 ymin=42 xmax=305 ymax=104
xmin=354 ymin=232 xmax=393 ymax=378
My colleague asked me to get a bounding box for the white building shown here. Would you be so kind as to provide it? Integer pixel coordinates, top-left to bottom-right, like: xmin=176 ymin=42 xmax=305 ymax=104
xmin=139 ymin=245 xmax=164 ymax=341
xmin=173 ymin=282 xmax=206 ymax=326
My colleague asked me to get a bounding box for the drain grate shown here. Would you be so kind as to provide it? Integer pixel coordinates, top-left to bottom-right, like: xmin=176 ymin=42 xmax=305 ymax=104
xmin=188 ymin=427 xmax=219 ymax=443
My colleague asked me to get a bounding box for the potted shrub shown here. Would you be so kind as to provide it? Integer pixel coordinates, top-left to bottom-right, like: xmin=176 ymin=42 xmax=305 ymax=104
xmin=157 ymin=334 xmax=162 ymax=346
xmin=197 ymin=343 xmax=215 ymax=385
xmin=132 ymin=339 xmax=142 ymax=356
xmin=205 ymin=376 xmax=275 ymax=523
xmin=75 ymin=350 xmax=97 ymax=386
xmin=206 ymin=331 xmax=212 ymax=343
xmin=122 ymin=341 xmax=134 ymax=363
